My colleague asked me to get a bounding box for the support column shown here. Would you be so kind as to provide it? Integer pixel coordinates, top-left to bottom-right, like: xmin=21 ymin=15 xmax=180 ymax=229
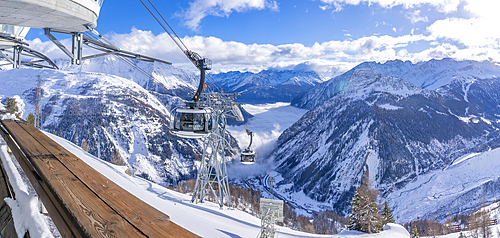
xmin=72 ymin=33 xmax=83 ymax=65
xmin=12 ymin=46 xmax=21 ymax=68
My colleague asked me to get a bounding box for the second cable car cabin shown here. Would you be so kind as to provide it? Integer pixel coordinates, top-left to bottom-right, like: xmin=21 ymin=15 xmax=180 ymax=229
xmin=240 ymin=129 xmax=256 ymax=164
xmin=171 ymin=104 xmax=215 ymax=139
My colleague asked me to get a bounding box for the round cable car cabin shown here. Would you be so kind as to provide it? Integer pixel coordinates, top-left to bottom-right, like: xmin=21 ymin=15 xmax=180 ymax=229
xmin=240 ymin=129 xmax=256 ymax=164
xmin=240 ymin=148 xmax=256 ymax=164
xmin=171 ymin=107 xmax=214 ymax=139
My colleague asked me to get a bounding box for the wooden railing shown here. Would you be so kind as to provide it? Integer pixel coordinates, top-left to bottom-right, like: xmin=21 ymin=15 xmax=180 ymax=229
xmin=0 ymin=113 xmax=199 ymax=237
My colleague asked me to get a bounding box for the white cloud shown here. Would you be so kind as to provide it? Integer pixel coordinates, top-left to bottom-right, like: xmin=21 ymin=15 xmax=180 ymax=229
xmin=26 ymin=27 xmax=500 ymax=78
xmin=406 ymin=10 xmax=429 ymax=23
xmin=427 ymin=0 xmax=500 ymax=48
xmin=181 ymin=0 xmax=279 ymax=31
xmin=319 ymin=0 xmax=462 ymax=13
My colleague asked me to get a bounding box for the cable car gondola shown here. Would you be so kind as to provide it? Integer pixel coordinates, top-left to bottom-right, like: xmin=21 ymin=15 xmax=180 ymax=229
xmin=240 ymin=129 xmax=256 ymax=164
xmin=171 ymin=105 xmax=214 ymax=138
xmin=170 ymin=52 xmax=215 ymax=139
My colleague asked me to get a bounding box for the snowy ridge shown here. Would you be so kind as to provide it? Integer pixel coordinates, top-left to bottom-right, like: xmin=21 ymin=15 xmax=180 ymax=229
xmin=389 ymin=147 xmax=500 ymax=223
xmin=269 ymin=66 xmax=500 ymax=221
xmin=293 ymin=59 xmax=500 ymax=110
xmin=0 ymin=60 xmax=223 ymax=185
xmin=212 ymin=69 xmax=326 ymax=104
xmin=55 ymin=56 xmax=198 ymax=99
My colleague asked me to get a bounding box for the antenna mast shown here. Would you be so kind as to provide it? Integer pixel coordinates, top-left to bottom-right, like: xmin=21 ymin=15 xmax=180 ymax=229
xmin=35 ymin=75 xmax=44 ymax=129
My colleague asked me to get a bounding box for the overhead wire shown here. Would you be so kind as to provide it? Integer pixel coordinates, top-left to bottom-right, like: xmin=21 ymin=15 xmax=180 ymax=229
xmin=82 ymin=31 xmax=182 ymax=100
xmin=140 ymin=0 xmax=227 ymax=94
xmin=141 ymin=0 xmax=263 ymax=164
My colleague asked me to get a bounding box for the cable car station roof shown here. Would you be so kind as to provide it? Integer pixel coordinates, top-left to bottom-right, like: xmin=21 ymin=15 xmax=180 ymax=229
xmin=0 ymin=0 xmax=102 ymax=32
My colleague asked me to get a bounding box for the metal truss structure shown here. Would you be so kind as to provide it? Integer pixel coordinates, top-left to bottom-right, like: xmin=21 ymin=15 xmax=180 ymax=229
xmin=190 ymin=92 xmax=243 ymax=208
xmin=258 ymin=198 xmax=284 ymax=238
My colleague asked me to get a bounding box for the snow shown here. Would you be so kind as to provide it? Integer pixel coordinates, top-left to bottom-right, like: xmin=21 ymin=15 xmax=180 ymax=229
xmin=389 ymin=147 xmax=500 ymax=223
xmin=1 ymin=113 xmax=19 ymax=120
xmin=378 ymin=103 xmax=403 ymax=110
xmin=0 ymin=139 xmax=55 ymax=238
xmin=8 ymin=129 xmax=406 ymax=237
xmin=451 ymin=152 xmax=481 ymax=166
xmin=333 ymin=224 xmax=409 ymax=238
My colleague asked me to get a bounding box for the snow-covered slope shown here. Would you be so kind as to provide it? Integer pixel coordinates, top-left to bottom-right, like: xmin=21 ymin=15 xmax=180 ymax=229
xmin=390 ymin=147 xmax=500 ymax=223
xmin=0 ymin=63 xmax=229 ymax=185
xmin=56 ymin=57 xmax=198 ymax=100
xmin=2 ymin=130 xmax=410 ymax=238
xmin=212 ymin=69 xmax=326 ymax=104
xmin=268 ymin=67 xmax=500 ymax=220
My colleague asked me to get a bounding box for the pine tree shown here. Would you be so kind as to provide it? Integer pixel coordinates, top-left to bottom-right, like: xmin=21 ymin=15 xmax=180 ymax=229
xmin=27 ymin=113 xmax=35 ymax=126
xmin=348 ymin=169 xmax=383 ymax=234
xmin=5 ymin=98 xmax=20 ymax=116
xmin=381 ymin=200 xmax=395 ymax=225
xmin=410 ymin=226 xmax=420 ymax=238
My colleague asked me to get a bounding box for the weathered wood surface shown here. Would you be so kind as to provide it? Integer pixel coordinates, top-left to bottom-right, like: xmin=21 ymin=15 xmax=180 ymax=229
xmin=0 ymin=150 xmax=18 ymax=238
xmin=0 ymin=117 xmax=199 ymax=238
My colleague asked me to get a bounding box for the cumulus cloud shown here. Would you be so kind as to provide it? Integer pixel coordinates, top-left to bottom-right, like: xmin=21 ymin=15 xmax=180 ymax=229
xmin=181 ymin=0 xmax=279 ymax=31
xmin=406 ymin=10 xmax=428 ymax=23
xmin=25 ymin=25 xmax=500 ymax=79
xmin=319 ymin=0 xmax=462 ymax=13
xmin=427 ymin=0 xmax=500 ymax=48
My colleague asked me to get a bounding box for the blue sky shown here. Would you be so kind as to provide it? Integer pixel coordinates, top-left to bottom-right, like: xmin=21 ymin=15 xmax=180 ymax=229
xmin=26 ymin=0 xmax=500 ymax=77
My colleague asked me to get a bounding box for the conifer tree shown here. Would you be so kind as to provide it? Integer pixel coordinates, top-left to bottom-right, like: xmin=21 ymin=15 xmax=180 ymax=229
xmin=5 ymin=98 xmax=20 ymax=116
xmin=348 ymin=169 xmax=383 ymax=234
xmin=381 ymin=200 xmax=395 ymax=224
xmin=27 ymin=113 xmax=35 ymax=126
xmin=410 ymin=226 xmax=420 ymax=238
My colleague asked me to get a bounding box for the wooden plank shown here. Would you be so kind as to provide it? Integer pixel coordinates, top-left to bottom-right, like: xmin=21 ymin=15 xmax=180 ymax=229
xmin=0 ymin=124 xmax=76 ymax=237
xmin=0 ymin=124 xmax=76 ymax=238
xmin=32 ymin=154 xmax=145 ymax=238
xmin=14 ymin=121 xmax=200 ymax=238
xmin=1 ymin=120 xmax=146 ymax=238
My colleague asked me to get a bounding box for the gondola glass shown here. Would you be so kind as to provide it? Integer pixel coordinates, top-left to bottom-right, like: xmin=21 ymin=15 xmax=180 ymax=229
xmin=171 ymin=107 xmax=214 ymax=138
xmin=240 ymin=149 xmax=256 ymax=164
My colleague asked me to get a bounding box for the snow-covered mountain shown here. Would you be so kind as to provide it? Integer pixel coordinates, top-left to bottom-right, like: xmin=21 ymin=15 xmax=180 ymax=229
xmin=55 ymin=57 xmax=199 ymax=100
xmin=292 ymin=58 xmax=500 ymax=110
xmin=0 ymin=57 xmax=238 ymax=185
xmin=268 ymin=64 xmax=500 ymax=221
xmin=212 ymin=69 xmax=326 ymax=104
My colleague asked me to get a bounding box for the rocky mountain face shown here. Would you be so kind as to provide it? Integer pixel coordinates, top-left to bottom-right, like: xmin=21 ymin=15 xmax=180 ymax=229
xmin=0 ymin=57 xmax=239 ymax=185
xmin=269 ymin=63 xmax=500 ymax=219
xmin=212 ymin=69 xmax=326 ymax=104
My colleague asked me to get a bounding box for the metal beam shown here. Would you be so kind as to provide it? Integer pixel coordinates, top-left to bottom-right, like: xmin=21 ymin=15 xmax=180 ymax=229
xmin=44 ymin=28 xmax=74 ymax=61
xmin=82 ymin=35 xmax=172 ymax=65
xmin=0 ymin=50 xmax=14 ymax=65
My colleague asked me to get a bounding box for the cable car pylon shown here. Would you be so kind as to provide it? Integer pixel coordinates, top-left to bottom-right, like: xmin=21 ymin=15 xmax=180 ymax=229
xmin=140 ymin=0 xmax=245 ymax=208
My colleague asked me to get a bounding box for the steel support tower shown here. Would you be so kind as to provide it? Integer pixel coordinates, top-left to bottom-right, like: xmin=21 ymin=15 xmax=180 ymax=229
xmin=259 ymin=198 xmax=283 ymax=238
xmin=191 ymin=92 xmax=243 ymax=208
